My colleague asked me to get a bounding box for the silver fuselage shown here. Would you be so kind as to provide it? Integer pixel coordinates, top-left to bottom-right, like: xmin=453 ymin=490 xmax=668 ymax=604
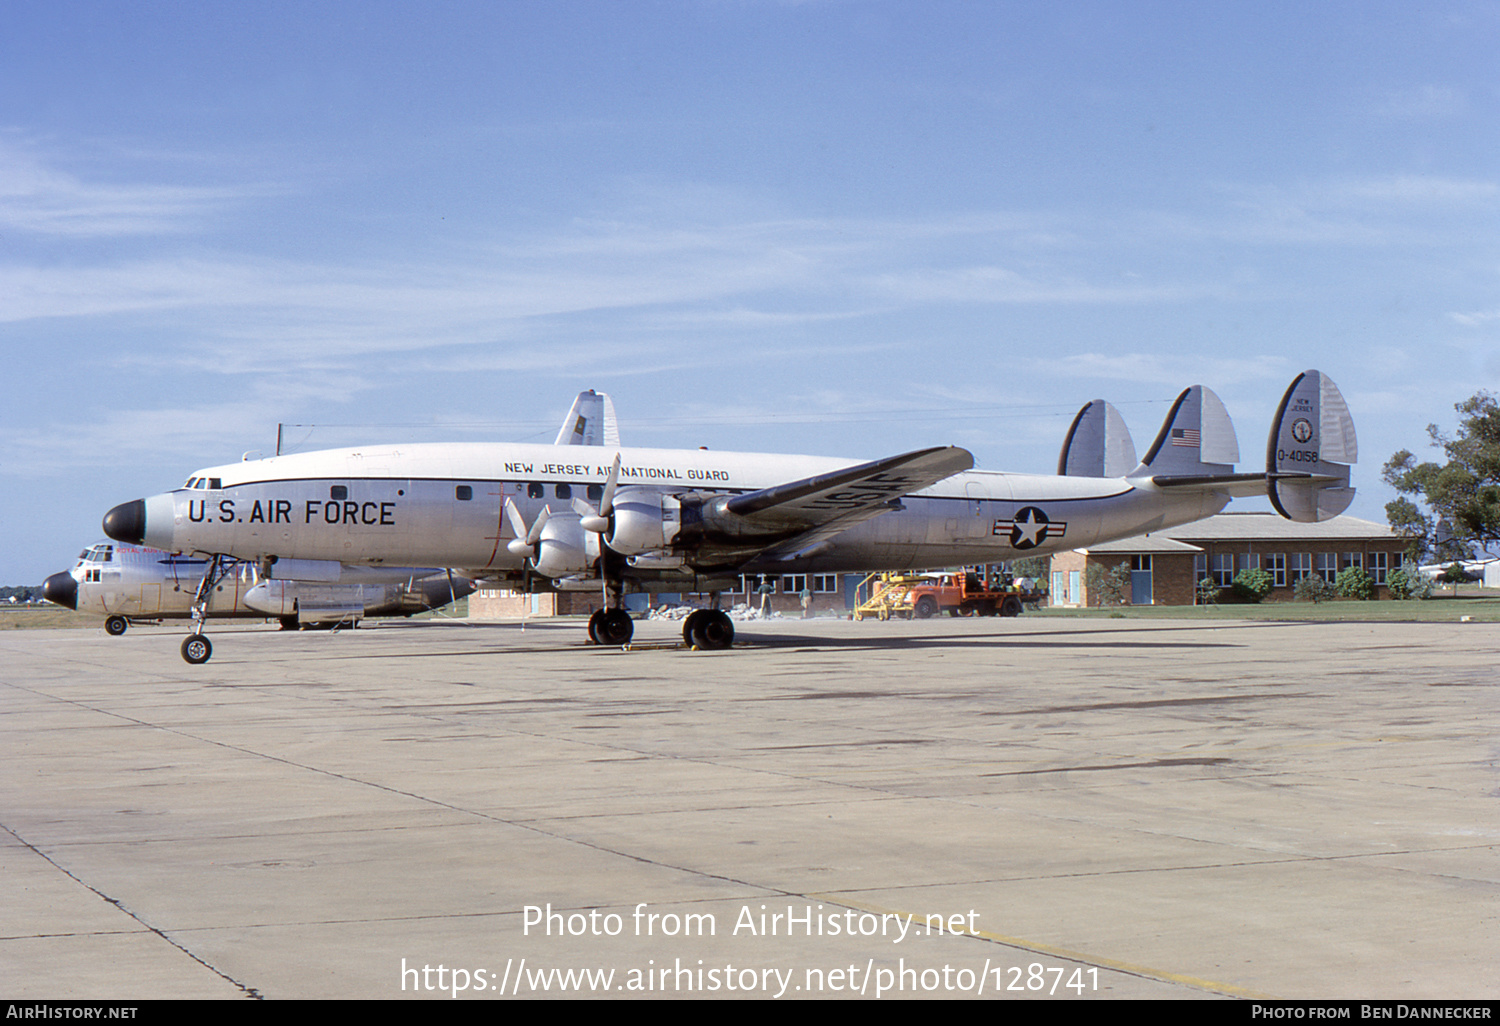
xmin=128 ymin=442 xmax=1231 ymax=579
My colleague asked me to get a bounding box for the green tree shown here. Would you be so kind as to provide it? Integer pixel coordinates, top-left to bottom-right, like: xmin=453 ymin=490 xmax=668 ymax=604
xmin=1085 ymin=560 xmax=1132 ymax=606
xmin=1384 ymin=392 xmax=1500 ymax=563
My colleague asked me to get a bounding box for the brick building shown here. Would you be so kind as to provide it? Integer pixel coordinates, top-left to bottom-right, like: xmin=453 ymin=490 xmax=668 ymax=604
xmin=1049 ymin=512 xmax=1407 ymax=606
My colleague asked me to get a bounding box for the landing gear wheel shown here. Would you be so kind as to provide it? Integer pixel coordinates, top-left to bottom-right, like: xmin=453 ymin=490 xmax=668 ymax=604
xmin=914 ymin=596 xmax=938 ymax=619
xmin=595 ymin=609 xmax=634 ymax=646
xmin=587 ymin=609 xmax=607 ymax=644
xmin=278 ymin=616 xmax=299 ymax=631
xmin=105 ymin=616 xmax=128 ymax=636
xmin=682 ymin=609 xmax=708 ymax=647
xmin=691 ymin=610 xmax=734 ymax=650
xmin=181 ymin=634 xmax=212 ymax=664
xmin=1000 ymin=595 xmax=1024 ymax=617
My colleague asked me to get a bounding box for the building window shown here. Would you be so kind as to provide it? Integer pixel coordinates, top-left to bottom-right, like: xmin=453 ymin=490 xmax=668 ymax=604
xmin=1194 ymin=554 xmax=1207 ymax=583
xmin=1317 ymin=552 xmax=1338 ymax=583
xmin=781 ymin=575 xmax=807 ymax=594
xmin=1266 ymin=554 xmax=1286 ymax=587
xmin=1341 ymin=552 xmax=1363 ymax=571
xmin=1371 ymin=552 xmax=1388 ymax=584
xmin=1212 ymin=553 xmax=1236 ymax=587
xmin=1131 ymin=555 xmax=1152 ymax=571
xmin=1291 ymin=553 xmax=1313 ymax=583
xmin=813 ymin=575 xmax=839 ymax=593
xmin=1238 ymin=553 xmax=1260 ymax=573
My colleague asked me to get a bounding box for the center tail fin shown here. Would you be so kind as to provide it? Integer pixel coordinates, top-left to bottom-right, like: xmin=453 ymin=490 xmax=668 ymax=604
xmin=1128 ymin=385 xmax=1240 ymax=479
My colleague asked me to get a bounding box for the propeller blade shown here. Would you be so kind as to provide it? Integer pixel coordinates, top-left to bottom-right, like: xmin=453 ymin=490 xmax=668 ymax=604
xmin=572 ymin=496 xmax=610 ymax=534
xmin=526 ymin=505 xmax=552 ymax=546
xmin=504 ymin=499 xmax=533 ymax=556
xmin=599 ymin=453 xmax=621 ymax=517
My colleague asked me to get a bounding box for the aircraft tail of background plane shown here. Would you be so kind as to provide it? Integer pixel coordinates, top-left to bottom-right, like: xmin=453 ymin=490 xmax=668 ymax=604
xmin=1058 ymin=400 xmax=1138 ymax=478
xmin=555 ymin=389 xmax=620 ymax=447
xmin=1128 ymin=385 xmax=1241 ymax=479
xmin=1265 ymin=369 xmax=1358 ymax=522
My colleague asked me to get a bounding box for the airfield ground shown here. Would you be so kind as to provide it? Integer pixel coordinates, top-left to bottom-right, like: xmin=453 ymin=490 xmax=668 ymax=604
xmin=1 ymin=615 xmax=1496 ymax=1000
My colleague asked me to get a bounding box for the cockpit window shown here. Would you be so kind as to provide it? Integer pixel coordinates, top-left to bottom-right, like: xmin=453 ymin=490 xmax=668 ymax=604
xmin=84 ymin=545 xmax=114 ymax=563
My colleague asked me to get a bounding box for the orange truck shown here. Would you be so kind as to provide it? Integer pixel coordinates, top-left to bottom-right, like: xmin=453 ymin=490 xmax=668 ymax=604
xmin=907 ymin=568 xmax=1030 ymax=618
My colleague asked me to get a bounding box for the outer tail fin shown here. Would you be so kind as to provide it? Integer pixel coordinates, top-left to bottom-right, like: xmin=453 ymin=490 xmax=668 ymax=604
xmin=554 ymin=389 xmax=620 ymax=447
xmin=1058 ymin=400 xmax=1138 ymax=478
xmin=1129 ymin=385 xmax=1240 ymax=479
xmin=1266 ymin=370 xmax=1357 ymax=522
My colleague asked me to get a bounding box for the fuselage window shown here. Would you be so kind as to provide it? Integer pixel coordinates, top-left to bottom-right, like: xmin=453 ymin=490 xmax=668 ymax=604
xmin=208 ymin=478 xmax=222 ymax=490
xmin=555 ymin=484 xmax=571 ymax=499
xmin=456 ymin=485 xmax=473 ymax=501
xmin=587 ymin=484 xmax=603 ymax=501
xmin=527 ymin=482 xmax=544 ymax=499
xmin=330 ymin=485 xmax=348 ymax=501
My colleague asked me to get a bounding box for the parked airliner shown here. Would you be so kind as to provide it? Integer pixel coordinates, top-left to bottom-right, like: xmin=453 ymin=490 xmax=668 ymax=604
xmin=101 ymin=371 xmax=1356 ymax=662
xmin=42 ymin=541 xmax=475 ymax=636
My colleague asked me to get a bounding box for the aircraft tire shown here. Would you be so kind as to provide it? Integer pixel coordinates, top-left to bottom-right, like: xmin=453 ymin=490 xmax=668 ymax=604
xmin=181 ymin=634 xmax=212 ymax=664
xmin=1000 ymin=595 xmax=1024 ymax=617
xmin=692 ymin=610 xmax=734 ymax=650
xmin=587 ymin=609 xmax=607 ymax=644
xmin=278 ymin=616 xmax=299 ymax=631
xmin=105 ymin=616 xmax=128 ymax=636
xmin=681 ymin=610 xmax=707 ymax=647
xmin=596 ymin=609 xmax=634 ymax=646
xmin=914 ymin=596 xmax=938 ymax=619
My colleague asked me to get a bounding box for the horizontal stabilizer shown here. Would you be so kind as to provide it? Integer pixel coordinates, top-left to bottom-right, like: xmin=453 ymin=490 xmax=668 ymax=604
xmin=554 ymin=389 xmax=620 ymax=447
xmin=1058 ymin=400 xmax=1138 ymax=478
xmin=1130 ymin=385 xmax=1239 ymax=479
xmin=1266 ymin=370 xmax=1358 ymax=522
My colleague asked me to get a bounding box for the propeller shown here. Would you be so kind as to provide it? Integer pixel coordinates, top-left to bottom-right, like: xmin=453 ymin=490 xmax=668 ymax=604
xmin=504 ymin=499 xmax=552 ymax=557
xmin=572 ymin=454 xmax=622 ymax=536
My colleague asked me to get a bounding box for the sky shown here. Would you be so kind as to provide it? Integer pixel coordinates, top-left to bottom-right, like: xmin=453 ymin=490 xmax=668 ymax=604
xmin=3 ymin=0 xmax=1499 ymax=583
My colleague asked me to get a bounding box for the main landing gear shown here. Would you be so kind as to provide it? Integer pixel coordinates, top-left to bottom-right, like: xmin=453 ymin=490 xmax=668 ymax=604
xmin=682 ymin=608 xmax=734 ymax=650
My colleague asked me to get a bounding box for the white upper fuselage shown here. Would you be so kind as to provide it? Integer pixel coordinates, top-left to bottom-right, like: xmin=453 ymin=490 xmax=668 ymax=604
xmin=133 ymin=441 xmax=1231 ymax=576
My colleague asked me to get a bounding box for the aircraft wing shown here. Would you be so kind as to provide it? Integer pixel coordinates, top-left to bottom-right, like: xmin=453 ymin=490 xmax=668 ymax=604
xmin=720 ymin=446 xmax=973 ymax=536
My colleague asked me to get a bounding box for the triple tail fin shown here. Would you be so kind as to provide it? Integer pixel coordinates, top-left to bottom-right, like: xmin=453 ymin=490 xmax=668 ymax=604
xmin=1265 ymin=370 xmax=1357 ymax=522
xmin=1128 ymin=385 xmax=1240 ymax=479
xmin=1058 ymin=400 xmax=1138 ymax=478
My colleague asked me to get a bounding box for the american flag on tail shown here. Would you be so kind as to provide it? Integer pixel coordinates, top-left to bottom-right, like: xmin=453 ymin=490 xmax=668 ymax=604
xmin=1170 ymin=428 xmax=1200 ymax=447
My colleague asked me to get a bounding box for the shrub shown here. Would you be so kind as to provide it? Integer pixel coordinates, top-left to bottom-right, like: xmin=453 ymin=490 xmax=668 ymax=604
xmin=1334 ymin=566 xmax=1374 ymax=600
xmin=1386 ymin=567 xmax=1432 ymax=600
xmin=1230 ymin=568 xmax=1274 ymax=603
xmin=1196 ymin=577 xmax=1221 ymax=606
xmin=1293 ymin=575 xmax=1334 ymax=603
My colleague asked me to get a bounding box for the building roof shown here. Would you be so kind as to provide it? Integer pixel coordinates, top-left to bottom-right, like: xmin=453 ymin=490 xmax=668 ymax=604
xmin=1074 ymin=535 xmax=1204 ymax=554
xmin=1159 ymin=512 xmax=1398 ymax=543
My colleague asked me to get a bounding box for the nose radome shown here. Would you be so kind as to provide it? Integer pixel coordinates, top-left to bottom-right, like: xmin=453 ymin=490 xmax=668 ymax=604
xmin=103 ymin=499 xmax=146 ymax=544
xmin=43 ymin=572 xmax=78 ymax=610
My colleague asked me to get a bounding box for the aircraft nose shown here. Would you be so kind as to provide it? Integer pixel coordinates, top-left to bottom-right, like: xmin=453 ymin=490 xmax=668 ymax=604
xmin=43 ymin=572 xmax=78 ymax=610
xmin=103 ymin=499 xmax=147 ymax=544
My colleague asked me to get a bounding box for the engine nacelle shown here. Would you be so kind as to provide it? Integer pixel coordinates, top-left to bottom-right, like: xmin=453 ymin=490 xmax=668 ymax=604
xmin=606 ymin=488 xmax=681 ymax=556
xmin=534 ymin=514 xmax=599 ymax=578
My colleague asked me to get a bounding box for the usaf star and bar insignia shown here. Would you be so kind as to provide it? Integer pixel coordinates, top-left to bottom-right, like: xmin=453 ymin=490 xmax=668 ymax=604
xmin=993 ymin=506 xmax=1067 ymax=550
